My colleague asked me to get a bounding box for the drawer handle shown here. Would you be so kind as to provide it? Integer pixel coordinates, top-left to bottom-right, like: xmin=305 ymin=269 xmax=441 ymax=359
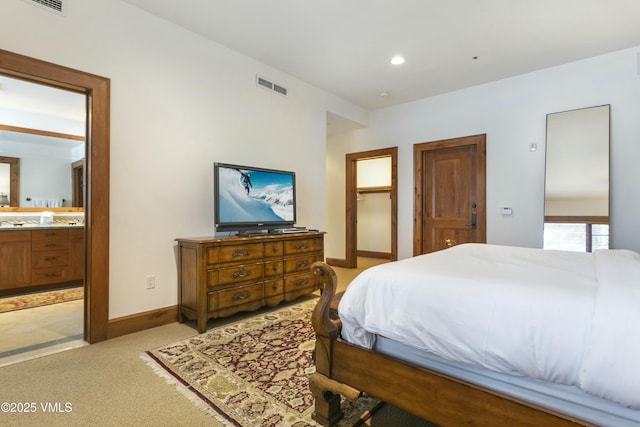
xmin=232 ymin=249 xmax=250 ymax=258
xmin=271 ymin=245 xmax=279 ymax=254
xmin=295 ymin=278 xmax=309 ymax=287
xmin=271 ymin=283 xmax=279 ymax=291
xmin=45 ymin=243 xmax=57 ymax=248
xmin=295 ymin=243 xmax=308 ymax=250
xmin=296 ymin=260 xmax=308 ymax=269
xmin=232 ymin=269 xmax=252 ymax=280
xmin=44 ymin=273 xmax=60 ymax=278
xmin=271 ymin=264 xmax=279 ymax=272
xmin=44 ymin=256 xmax=58 ymax=262
xmin=233 ymin=291 xmax=251 ymax=301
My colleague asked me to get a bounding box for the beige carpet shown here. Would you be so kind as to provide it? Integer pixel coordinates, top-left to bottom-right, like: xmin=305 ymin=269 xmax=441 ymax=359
xmin=0 ymin=258 xmax=436 ymax=427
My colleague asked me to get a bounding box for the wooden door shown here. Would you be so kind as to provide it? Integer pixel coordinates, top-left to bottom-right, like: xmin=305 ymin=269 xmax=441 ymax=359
xmin=72 ymin=158 xmax=85 ymax=207
xmin=414 ymin=134 xmax=486 ymax=255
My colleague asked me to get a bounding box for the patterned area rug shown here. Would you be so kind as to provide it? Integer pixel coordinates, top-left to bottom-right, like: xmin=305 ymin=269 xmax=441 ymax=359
xmin=0 ymin=286 xmax=83 ymax=314
xmin=142 ymin=299 xmax=382 ymax=426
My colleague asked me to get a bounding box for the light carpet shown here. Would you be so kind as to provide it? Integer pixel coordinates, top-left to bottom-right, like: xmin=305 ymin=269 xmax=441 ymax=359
xmin=142 ymin=299 xmax=381 ymax=427
xmin=0 ymin=286 xmax=83 ymax=313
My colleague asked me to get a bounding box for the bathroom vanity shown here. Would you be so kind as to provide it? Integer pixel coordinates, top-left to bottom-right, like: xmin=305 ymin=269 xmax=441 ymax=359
xmin=0 ymin=226 xmax=84 ymax=296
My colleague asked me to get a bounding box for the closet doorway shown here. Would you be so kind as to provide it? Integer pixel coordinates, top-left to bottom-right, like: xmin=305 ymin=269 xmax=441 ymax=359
xmin=345 ymin=147 xmax=397 ymax=269
xmin=0 ymin=49 xmax=110 ymax=344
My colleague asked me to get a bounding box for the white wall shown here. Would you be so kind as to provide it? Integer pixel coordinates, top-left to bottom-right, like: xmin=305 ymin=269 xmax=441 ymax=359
xmin=357 ymin=193 xmax=391 ymax=253
xmin=327 ymin=46 xmax=640 ymax=260
xmin=0 ymin=0 xmax=367 ymax=318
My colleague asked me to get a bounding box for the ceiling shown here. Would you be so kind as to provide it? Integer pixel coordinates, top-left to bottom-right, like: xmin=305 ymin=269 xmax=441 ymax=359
xmin=122 ymin=0 xmax=640 ymax=111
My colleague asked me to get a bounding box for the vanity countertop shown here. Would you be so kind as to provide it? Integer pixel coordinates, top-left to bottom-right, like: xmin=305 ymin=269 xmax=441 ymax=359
xmin=0 ymin=223 xmax=84 ymax=230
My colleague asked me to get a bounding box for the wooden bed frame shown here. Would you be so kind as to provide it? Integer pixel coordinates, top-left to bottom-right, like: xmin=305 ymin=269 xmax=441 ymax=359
xmin=309 ymin=262 xmax=596 ymax=427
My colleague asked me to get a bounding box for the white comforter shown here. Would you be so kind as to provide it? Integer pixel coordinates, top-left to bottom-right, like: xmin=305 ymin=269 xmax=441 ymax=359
xmin=338 ymin=243 xmax=640 ymax=409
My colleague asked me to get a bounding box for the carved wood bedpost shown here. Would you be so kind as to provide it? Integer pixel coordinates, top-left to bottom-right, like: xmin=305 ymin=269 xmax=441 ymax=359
xmin=309 ymin=262 xmax=360 ymax=426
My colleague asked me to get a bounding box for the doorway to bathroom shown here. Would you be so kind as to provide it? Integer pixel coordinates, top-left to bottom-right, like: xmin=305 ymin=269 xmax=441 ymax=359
xmin=0 ymin=49 xmax=111 ymax=359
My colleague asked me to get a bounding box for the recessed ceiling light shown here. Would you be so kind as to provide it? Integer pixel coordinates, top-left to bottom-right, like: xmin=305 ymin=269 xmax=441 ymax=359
xmin=379 ymin=91 xmax=390 ymax=97
xmin=390 ymin=56 xmax=405 ymax=65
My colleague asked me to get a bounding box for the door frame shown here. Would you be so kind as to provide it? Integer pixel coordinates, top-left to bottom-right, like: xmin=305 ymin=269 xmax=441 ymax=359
xmin=413 ymin=134 xmax=486 ymax=255
xmin=344 ymin=147 xmax=398 ymax=268
xmin=0 ymin=49 xmax=110 ymax=343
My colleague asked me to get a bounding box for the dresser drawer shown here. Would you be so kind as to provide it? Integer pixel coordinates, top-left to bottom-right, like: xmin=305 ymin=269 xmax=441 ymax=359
xmin=284 ymin=272 xmax=318 ymax=296
xmin=218 ymin=243 xmax=264 ymax=263
xmin=263 ymin=241 xmax=283 ymax=258
xmin=283 ymin=255 xmax=321 ymax=274
xmin=208 ymin=262 xmax=264 ymax=287
xmin=32 ymin=239 xmax=69 ymax=252
xmin=264 ymin=279 xmax=284 ymax=307
xmin=204 ymin=246 xmax=219 ymax=265
xmin=264 ymin=278 xmax=283 ymax=297
xmin=32 ymin=250 xmax=68 ymax=268
xmin=264 ymin=260 xmax=283 ymax=277
xmin=0 ymin=230 xmax=31 ymax=242
xmin=284 ymin=237 xmax=322 ymax=255
xmin=32 ymin=267 xmax=68 ymax=285
xmin=208 ymin=282 xmax=264 ymax=312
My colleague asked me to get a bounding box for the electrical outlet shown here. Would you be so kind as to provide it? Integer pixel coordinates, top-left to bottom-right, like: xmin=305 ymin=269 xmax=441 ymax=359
xmin=146 ymin=275 xmax=156 ymax=289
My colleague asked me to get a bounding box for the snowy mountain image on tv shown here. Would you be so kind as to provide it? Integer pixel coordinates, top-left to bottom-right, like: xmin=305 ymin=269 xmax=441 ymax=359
xmin=217 ymin=166 xmax=295 ymax=224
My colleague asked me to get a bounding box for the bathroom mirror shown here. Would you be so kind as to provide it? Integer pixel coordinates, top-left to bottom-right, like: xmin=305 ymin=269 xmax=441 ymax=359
xmin=544 ymin=105 xmax=610 ymax=252
xmin=0 ymin=129 xmax=84 ymax=209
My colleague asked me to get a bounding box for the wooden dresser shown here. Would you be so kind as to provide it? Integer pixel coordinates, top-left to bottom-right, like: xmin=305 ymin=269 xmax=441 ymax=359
xmin=0 ymin=227 xmax=85 ymax=296
xmin=176 ymin=231 xmax=324 ymax=333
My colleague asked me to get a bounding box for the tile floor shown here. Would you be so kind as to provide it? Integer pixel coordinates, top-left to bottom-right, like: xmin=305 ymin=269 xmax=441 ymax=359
xmin=0 ymin=298 xmax=86 ymax=367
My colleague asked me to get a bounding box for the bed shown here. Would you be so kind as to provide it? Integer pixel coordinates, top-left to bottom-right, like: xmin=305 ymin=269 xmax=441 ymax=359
xmin=309 ymin=243 xmax=640 ymax=426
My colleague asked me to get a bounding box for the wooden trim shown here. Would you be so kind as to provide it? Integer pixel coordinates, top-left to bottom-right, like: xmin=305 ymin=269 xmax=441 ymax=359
xmin=325 ymin=258 xmax=348 ymax=268
xmin=357 ymin=186 xmax=391 ymax=194
xmin=1 ymin=49 xmax=111 ymax=344
xmin=0 ymin=156 xmax=19 ymax=207
xmin=544 ymin=216 xmax=608 ymax=224
xmin=0 ymin=124 xmax=85 ymax=141
xmin=0 ymin=207 xmax=84 ymax=212
xmin=345 ymin=147 xmax=398 ymax=269
xmin=108 ymin=306 xmax=179 ymax=340
xmin=356 ymin=250 xmax=392 ymax=260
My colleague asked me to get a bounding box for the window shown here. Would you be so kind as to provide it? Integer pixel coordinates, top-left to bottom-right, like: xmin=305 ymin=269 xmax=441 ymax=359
xmin=543 ymin=222 xmax=609 ymax=252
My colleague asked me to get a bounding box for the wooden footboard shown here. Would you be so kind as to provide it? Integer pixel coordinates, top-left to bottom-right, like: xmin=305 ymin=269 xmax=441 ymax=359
xmin=309 ymin=261 xmax=595 ymax=427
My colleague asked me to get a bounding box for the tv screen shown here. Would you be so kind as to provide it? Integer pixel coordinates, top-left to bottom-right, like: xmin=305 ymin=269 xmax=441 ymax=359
xmin=214 ymin=162 xmax=296 ymax=233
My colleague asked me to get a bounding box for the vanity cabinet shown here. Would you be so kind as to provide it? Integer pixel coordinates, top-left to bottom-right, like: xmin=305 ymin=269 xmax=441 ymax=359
xmin=0 ymin=230 xmax=31 ymax=290
xmin=0 ymin=228 xmax=85 ymax=295
xmin=176 ymin=232 xmax=324 ymax=333
xmin=68 ymin=228 xmax=85 ymax=281
xmin=31 ymin=229 xmax=70 ymax=285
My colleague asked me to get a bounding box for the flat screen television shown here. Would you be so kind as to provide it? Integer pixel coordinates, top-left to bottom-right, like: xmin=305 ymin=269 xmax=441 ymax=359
xmin=214 ymin=162 xmax=296 ymax=234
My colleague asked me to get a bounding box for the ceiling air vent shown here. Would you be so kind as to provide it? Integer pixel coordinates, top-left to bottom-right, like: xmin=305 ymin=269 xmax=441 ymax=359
xmin=21 ymin=0 xmax=67 ymax=16
xmin=256 ymin=75 xmax=288 ymax=97
xmin=273 ymin=84 xmax=287 ymax=96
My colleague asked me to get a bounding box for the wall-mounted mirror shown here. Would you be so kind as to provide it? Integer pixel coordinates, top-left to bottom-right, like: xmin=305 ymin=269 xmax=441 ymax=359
xmin=0 ymin=129 xmax=84 ymax=208
xmin=544 ymin=105 xmax=610 ymax=252
xmin=0 ymin=74 xmax=86 ymax=211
